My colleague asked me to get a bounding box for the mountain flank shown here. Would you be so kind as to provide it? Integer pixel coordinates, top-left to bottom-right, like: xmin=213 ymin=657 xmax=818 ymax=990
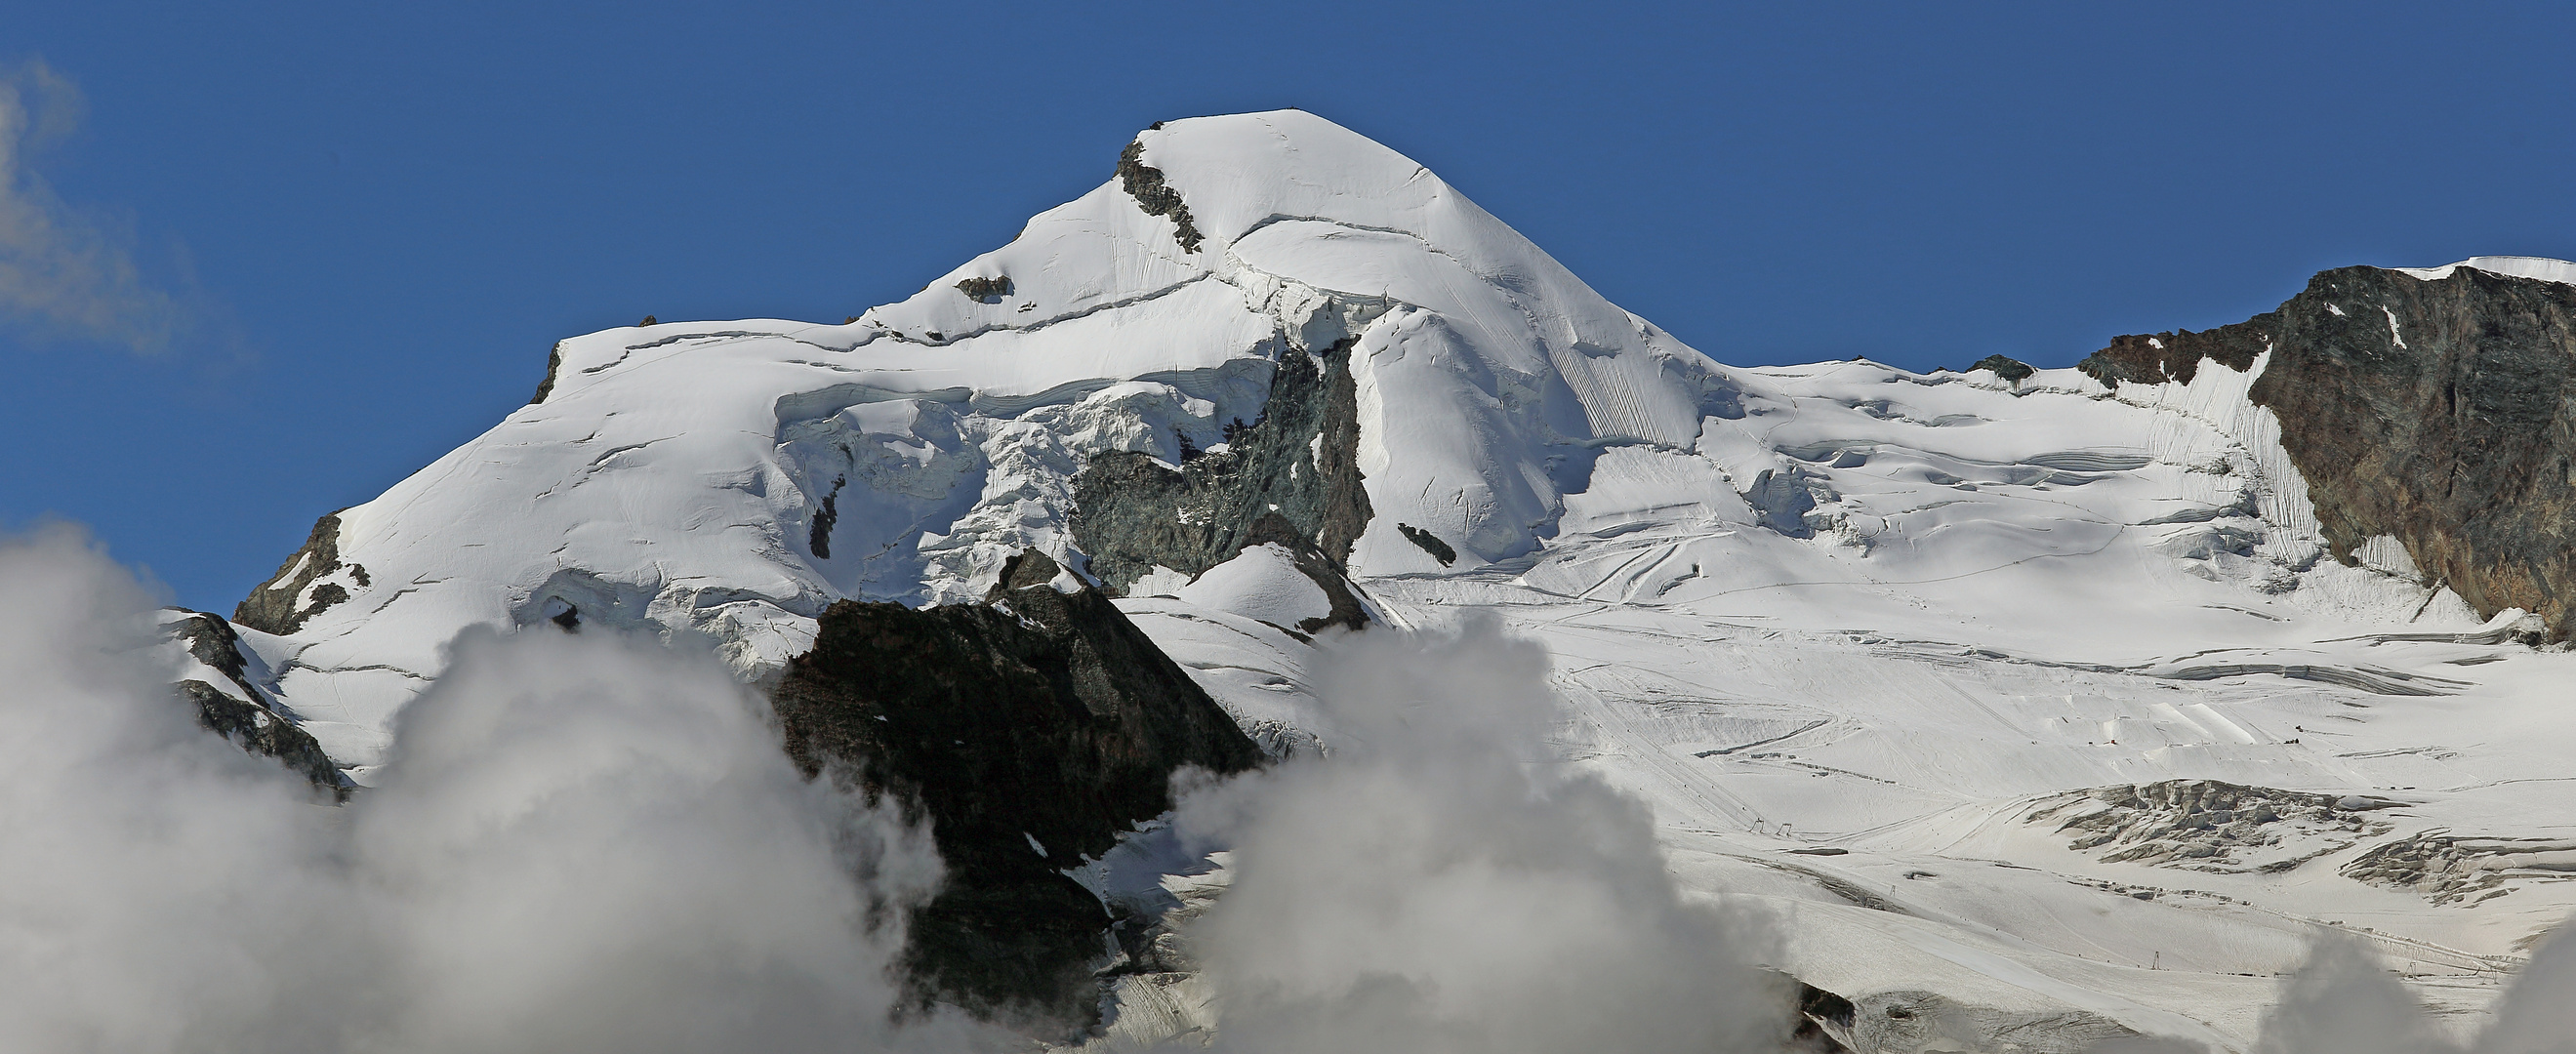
xmin=2083 ymin=263 xmax=2576 ymax=639
xmin=768 ymin=548 xmax=1264 ymax=1029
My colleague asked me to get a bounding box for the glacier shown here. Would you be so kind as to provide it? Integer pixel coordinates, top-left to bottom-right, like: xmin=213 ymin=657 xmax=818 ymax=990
xmin=197 ymin=109 xmax=2576 ymax=1050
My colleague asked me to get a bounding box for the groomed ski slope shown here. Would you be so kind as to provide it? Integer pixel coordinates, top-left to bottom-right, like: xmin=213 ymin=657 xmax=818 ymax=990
xmin=223 ymin=109 xmax=2576 ymax=1048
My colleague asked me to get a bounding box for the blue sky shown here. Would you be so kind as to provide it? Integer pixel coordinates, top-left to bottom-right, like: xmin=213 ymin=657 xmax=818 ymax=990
xmin=7 ymin=1 xmax=2573 ymax=609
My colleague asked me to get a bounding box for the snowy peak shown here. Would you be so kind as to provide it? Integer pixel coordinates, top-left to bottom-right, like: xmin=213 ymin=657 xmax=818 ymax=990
xmin=226 ymin=111 xmax=1779 ymax=774
xmin=842 ymin=108 xmax=1766 ymax=576
xmin=856 ymin=108 xmax=1754 ymax=435
xmin=156 ymin=109 xmax=2576 ymax=1049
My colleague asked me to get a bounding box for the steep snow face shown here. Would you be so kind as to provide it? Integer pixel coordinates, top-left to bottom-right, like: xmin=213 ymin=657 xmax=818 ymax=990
xmin=859 ymin=109 xmax=1764 ymax=574
xmin=248 ymin=110 xmax=1767 ymax=776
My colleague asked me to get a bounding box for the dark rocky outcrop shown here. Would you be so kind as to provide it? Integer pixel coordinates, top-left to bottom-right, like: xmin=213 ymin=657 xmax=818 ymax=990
xmin=1070 ymin=338 xmax=1372 ymax=609
xmin=2082 ymin=264 xmax=2576 ymax=639
xmin=530 ymin=341 xmax=564 ymax=404
xmin=1968 ymin=354 xmax=2034 ymax=384
xmin=169 ymin=609 xmax=261 ymax=695
xmin=165 ymin=611 xmax=345 ymax=798
xmin=234 ymin=512 xmax=366 ymax=636
xmin=955 ymin=275 xmax=1013 ymax=303
xmin=1397 ymin=522 xmax=1457 ymax=566
xmin=178 ymin=681 xmax=345 ymax=799
xmin=809 ymin=474 xmax=844 ymax=559
xmin=1116 ymin=140 xmax=1203 ymax=254
xmin=2076 ymin=318 xmax=2270 ymax=388
xmin=767 ymin=548 xmax=1264 ymax=1030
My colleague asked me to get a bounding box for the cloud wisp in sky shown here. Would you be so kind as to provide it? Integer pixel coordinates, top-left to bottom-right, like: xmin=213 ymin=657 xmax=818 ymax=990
xmin=0 ymin=59 xmax=196 ymax=355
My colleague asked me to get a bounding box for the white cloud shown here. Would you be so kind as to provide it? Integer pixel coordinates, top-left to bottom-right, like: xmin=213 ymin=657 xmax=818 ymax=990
xmin=0 ymin=60 xmax=195 ymax=354
xmin=2238 ymin=927 xmax=2576 ymax=1054
xmin=35 ymin=513 xmax=2576 ymax=1052
xmin=1170 ymin=617 xmax=1793 ymax=1054
xmin=0 ymin=524 xmax=1000 ymax=1052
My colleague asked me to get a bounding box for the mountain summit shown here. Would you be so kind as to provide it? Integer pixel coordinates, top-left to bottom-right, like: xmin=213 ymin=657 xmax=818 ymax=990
xmin=190 ymin=111 xmax=2576 ymax=1049
xmin=229 ymin=109 xmax=1766 ymax=775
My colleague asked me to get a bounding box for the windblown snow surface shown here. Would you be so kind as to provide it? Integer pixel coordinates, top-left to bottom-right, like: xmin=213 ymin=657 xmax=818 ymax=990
xmin=192 ymin=112 xmax=2576 ymax=1049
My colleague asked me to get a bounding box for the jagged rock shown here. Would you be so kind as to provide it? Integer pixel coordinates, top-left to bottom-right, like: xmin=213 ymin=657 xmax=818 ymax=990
xmin=529 ymin=340 xmax=564 ymax=404
xmin=767 ymin=548 xmax=1264 ymax=1031
xmin=177 ymin=682 xmax=345 ymax=799
xmin=2081 ymin=264 xmax=2576 ymax=639
xmin=2341 ymin=833 xmax=2576 ymax=906
xmin=1070 ymin=338 xmax=1372 ymax=611
xmin=1968 ymin=354 xmax=2034 ymax=383
xmin=2076 ymin=320 xmax=2269 ymax=387
xmin=234 ymin=512 xmax=367 ymax=636
xmin=164 ymin=611 xmax=345 ymax=798
xmin=1397 ymin=522 xmax=1457 ymax=566
xmin=1116 ymin=140 xmax=1202 ymax=253
xmin=2029 ymin=780 xmax=2387 ymax=873
xmin=955 ymin=275 xmax=1013 ymax=303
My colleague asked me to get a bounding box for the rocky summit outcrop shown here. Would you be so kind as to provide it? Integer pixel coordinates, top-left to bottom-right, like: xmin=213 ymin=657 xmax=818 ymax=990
xmin=767 ymin=548 xmax=1264 ymax=1031
xmin=233 ymin=511 xmax=368 ymax=636
xmin=2082 ymin=264 xmax=2576 ymax=639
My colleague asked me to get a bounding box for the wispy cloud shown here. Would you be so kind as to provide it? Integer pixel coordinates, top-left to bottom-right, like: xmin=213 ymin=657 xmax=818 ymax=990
xmin=0 ymin=59 xmax=197 ymax=354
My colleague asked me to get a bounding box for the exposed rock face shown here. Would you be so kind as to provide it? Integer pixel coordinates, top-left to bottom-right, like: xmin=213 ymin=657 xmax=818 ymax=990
xmin=954 ymin=275 xmax=1013 ymax=303
xmin=2076 ymin=319 xmax=2269 ymax=387
xmin=177 ymin=681 xmax=345 ymax=799
xmin=1115 ymin=140 xmax=1203 ymax=253
xmin=165 ymin=611 xmax=345 ymax=798
xmin=1070 ymin=337 xmax=1373 ymax=620
xmin=1968 ymin=354 xmax=2034 ymax=384
xmin=2029 ymin=780 xmax=2387 ymax=874
xmin=529 ymin=340 xmax=564 ymax=404
xmin=767 ymin=548 xmax=1264 ymax=1029
xmin=1397 ymin=522 xmax=1457 ymax=566
xmin=234 ymin=512 xmax=367 ymax=636
xmin=2082 ymin=264 xmax=2576 ymax=639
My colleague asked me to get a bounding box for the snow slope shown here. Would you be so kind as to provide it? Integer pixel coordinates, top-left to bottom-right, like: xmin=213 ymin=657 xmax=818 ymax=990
xmin=218 ymin=110 xmax=2576 ymax=1048
xmin=246 ymin=109 xmax=1754 ymax=777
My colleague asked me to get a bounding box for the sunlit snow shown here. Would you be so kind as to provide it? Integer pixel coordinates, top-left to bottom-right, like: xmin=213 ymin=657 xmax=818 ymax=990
xmin=226 ymin=110 xmax=2576 ymax=1048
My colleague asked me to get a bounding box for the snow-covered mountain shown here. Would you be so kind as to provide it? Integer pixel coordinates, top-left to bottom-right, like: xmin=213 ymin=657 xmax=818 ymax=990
xmin=190 ymin=110 xmax=2576 ymax=1050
